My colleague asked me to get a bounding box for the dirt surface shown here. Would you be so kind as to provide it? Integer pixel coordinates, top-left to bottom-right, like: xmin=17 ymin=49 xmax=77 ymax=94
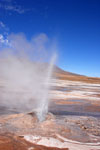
xmin=0 ymin=133 xmax=68 ymax=150
xmin=0 ymin=113 xmax=100 ymax=150
xmin=0 ymin=68 xmax=100 ymax=149
xmin=54 ymin=67 xmax=100 ymax=84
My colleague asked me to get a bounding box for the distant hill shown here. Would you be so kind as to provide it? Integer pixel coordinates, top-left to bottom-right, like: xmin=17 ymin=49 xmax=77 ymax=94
xmin=53 ymin=66 xmax=100 ymax=84
xmin=54 ymin=66 xmax=84 ymax=76
xmin=0 ymin=58 xmax=100 ymax=84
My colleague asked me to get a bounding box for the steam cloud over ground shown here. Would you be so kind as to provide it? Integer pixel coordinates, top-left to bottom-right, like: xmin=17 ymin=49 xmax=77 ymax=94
xmin=0 ymin=33 xmax=57 ymax=120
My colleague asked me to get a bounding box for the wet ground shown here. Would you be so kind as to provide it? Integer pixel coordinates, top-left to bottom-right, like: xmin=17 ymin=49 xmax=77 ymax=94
xmin=50 ymin=79 xmax=100 ymax=118
xmin=0 ymin=79 xmax=100 ymax=121
xmin=0 ymin=79 xmax=100 ymax=150
xmin=0 ymin=79 xmax=100 ymax=117
xmin=0 ymin=99 xmax=100 ymax=118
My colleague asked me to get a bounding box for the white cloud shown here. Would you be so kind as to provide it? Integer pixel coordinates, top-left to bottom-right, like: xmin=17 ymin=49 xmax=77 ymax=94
xmin=0 ymin=2 xmax=29 ymax=14
xmin=4 ymin=5 xmax=26 ymax=14
xmin=0 ymin=21 xmax=9 ymax=35
xmin=0 ymin=34 xmax=10 ymax=46
xmin=0 ymin=21 xmax=5 ymax=28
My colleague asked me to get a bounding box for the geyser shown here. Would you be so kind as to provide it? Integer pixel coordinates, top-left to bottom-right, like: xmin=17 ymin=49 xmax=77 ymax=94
xmin=0 ymin=33 xmax=57 ymax=122
xmin=36 ymin=53 xmax=57 ymax=121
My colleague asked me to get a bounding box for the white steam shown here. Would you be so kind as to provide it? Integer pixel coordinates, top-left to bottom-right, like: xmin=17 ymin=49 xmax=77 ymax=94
xmin=0 ymin=33 xmax=57 ymax=121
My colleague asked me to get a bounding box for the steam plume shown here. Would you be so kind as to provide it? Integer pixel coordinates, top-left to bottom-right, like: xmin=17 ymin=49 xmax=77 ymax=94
xmin=0 ymin=33 xmax=57 ymax=121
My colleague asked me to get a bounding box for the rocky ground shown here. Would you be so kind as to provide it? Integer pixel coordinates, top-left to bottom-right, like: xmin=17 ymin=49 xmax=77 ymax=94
xmin=0 ymin=112 xmax=100 ymax=150
xmin=0 ymin=68 xmax=100 ymax=150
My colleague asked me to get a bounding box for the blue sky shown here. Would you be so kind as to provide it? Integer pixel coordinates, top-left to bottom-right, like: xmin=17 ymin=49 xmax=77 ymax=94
xmin=0 ymin=0 xmax=100 ymax=77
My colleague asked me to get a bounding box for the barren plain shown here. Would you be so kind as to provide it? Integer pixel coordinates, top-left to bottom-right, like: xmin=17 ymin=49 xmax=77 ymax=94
xmin=0 ymin=67 xmax=100 ymax=150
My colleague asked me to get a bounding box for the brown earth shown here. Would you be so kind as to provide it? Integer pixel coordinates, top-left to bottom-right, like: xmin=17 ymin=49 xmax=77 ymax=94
xmin=54 ymin=66 xmax=100 ymax=84
xmin=0 ymin=66 xmax=100 ymax=150
xmin=0 ymin=133 xmax=68 ymax=150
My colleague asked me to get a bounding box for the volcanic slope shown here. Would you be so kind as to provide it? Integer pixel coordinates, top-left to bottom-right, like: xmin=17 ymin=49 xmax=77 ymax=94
xmin=53 ymin=66 xmax=100 ymax=84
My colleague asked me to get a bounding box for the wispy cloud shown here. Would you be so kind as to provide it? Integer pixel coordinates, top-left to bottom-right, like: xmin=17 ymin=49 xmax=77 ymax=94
xmin=0 ymin=21 xmax=10 ymax=46
xmin=0 ymin=21 xmax=9 ymax=34
xmin=0 ymin=1 xmax=29 ymax=14
xmin=3 ymin=4 xmax=26 ymax=14
xmin=1 ymin=0 xmax=12 ymax=2
xmin=0 ymin=21 xmax=5 ymax=28
xmin=0 ymin=34 xmax=9 ymax=46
